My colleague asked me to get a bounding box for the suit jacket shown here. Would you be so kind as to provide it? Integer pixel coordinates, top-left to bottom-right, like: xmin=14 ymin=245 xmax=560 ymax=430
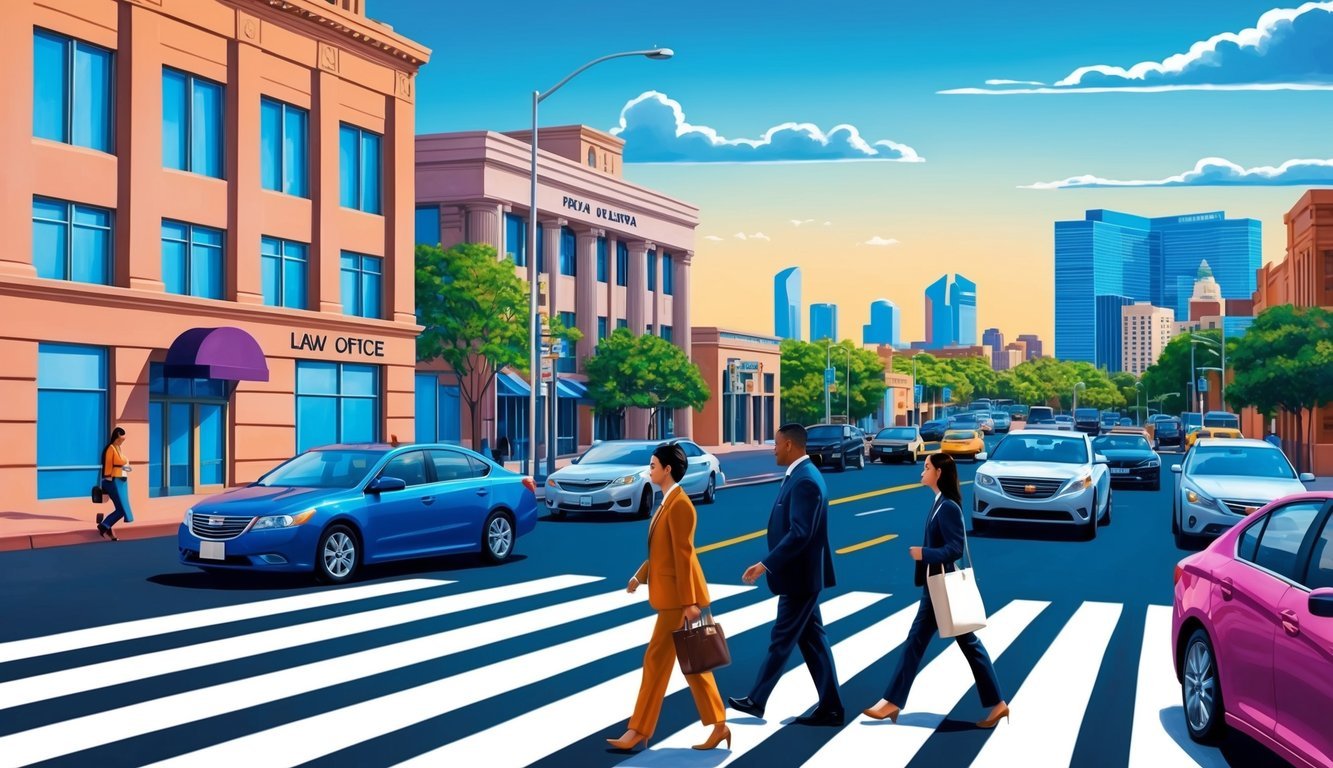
xmin=634 ymin=486 xmax=711 ymax=611
xmin=762 ymin=459 xmax=836 ymax=595
xmin=914 ymin=495 xmax=966 ymax=588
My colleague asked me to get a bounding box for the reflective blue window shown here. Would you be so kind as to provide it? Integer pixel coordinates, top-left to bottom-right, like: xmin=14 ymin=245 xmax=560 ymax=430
xmin=296 ymin=362 xmax=380 ymax=452
xmin=617 ymin=318 xmax=628 ymax=330
xmin=504 ymin=214 xmax=526 ymax=267
xmin=662 ymin=252 xmax=674 ymax=295
xmin=32 ymin=197 xmax=112 ymax=285
xmin=596 ymin=237 xmax=608 ymax=283
xmin=260 ymin=236 xmax=308 ymax=309
xmin=661 ymin=324 xmax=673 ymax=343
xmin=647 ymin=249 xmax=657 ymax=291
xmin=415 ymin=373 xmax=438 ymax=443
xmin=415 ymin=205 xmax=440 ymax=247
xmin=260 ymin=97 xmax=308 ymax=196
xmin=557 ymin=311 xmax=577 ymax=373
xmin=616 ymin=241 xmax=629 ymax=287
xmin=537 ymin=225 xmax=546 ymax=273
xmin=162 ymin=67 xmax=223 ymax=178
xmin=162 ymin=220 xmax=224 ymax=299
xmin=33 ymin=29 xmax=114 ymax=153
xmin=37 ymin=344 xmax=107 ymax=499
xmin=340 ymin=252 xmax=382 ymax=318
xmin=339 ymin=123 xmax=381 ymax=214
xmin=597 ymin=316 xmax=608 ymax=344
xmin=559 ymin=227 xmax=577 ymax=276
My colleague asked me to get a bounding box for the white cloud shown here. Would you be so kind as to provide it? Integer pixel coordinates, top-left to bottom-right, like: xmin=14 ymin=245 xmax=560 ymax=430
xmin=703 ymin=235 xmax=724 ymax=241
xmin=733 ymin=232 xmax=772 ymax=241
xmin=1022 ymin=156 xmax=1333 ymax=188
xmin=790 ymin=219 xmax=816 ymax=226
xmin=610 ymin=91 xmax=925 ymax=163
xmin=823 ymin=221 xmax=832 ymax=226
xmin=860 ymin=236 xmax=901 ymax=246
xmin=944 ymin=2 xmax=1333 ymax=94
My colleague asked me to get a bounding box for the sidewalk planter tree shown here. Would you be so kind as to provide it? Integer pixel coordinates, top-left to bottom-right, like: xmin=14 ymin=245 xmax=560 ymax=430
xmin=584 ymin=329 xmax=709 ymax=440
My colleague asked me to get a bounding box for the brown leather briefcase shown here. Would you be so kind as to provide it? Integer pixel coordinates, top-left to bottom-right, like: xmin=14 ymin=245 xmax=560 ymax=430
xmin=672 ymin=609 xmax=731 ymax=675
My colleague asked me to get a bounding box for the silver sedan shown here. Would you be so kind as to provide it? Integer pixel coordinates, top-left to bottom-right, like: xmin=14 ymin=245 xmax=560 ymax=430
xmin=1170 ymin=438 xmax=1314 ymax=548
xmin=971 ymin=430 xmax=1112 ymax=540
xmin=544 ymin=439 xmax=724 ymax=518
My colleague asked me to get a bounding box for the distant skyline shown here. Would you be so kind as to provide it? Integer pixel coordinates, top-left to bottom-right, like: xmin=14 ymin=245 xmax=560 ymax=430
xmin=774 ymin=267 xmax=801 ymax=340
xmin=810 ymin=303 xmax=839 ymax=342
xmin=372 ymin=0 xmax=1333 ymax=345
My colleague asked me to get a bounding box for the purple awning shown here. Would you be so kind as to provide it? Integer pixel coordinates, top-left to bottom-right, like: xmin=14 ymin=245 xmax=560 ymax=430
xmin=164 ymin=327 xmax=269 ymax=382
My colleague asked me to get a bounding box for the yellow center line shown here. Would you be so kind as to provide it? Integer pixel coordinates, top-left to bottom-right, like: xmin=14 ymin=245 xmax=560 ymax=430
xmin=836 ymin=533 xmax=898 ymax=555
xmin=696 ymin=529 xmax=766 ymax=554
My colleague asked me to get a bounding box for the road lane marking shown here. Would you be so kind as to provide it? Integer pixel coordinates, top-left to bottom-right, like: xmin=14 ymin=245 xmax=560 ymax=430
xmin=804 ymin=600 xmax=1049 ymax=767
xmin=855 ymin=506 xmax=895 ymax=517
xmin=1128 ymin=605 xmax=1230 ymax=768
xmin=141 ymin=585 xmax=762 ymax=768
xmin=0 ymin=574 xmax=596 ymax=711
xmin=696 ymin=530 xmax=767 ymax=554
xmin=392 ymin=591 xmax=891 ymax=768
xmin=616 ymin=599 xmax=922 ymax=767
xmin=830 ymin=482 xmax=923 ymax=505
xmin=0 ymin=578 xmax=451 ymax=664
xmin=970 ymin=601 xmax=1123 ymax=768
xmin=835 ymin=534 xmax=899 ymax=554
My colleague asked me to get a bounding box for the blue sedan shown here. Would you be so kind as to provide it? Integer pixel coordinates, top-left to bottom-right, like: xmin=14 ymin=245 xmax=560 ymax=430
xmin=178 ymin=443 xmax=539 ymax=583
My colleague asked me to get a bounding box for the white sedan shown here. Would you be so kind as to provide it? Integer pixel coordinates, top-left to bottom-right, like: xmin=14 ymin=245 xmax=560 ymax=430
xmin=544 ymin=439 xmax=723 ymax=518
xmin=971 ymin=429 xmax=1112 ymax=540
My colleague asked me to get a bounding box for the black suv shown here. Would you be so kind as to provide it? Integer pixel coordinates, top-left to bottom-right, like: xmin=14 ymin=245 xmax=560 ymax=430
xmin=804 ymin=423 xmax=866 ymax=471
xmin=1152 ymin=418 xmax=1184 ymax=450
xmin=919 ymin=419 xmax=947 ymax=441
xmin=1073 ymin=407 xmax=1102 ymax=436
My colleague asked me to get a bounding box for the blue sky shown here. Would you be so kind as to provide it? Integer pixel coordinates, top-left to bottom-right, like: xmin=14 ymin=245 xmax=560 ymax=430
xmin=371 ymin=0 xmax=1333 ymax=344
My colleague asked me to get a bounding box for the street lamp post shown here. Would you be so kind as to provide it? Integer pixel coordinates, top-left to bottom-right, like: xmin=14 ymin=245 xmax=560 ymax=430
xmin=911 ymin=353 xmax=928 ymax=426
xmin=824 ymin=341 xmax=832 ymax=423
xmin=1189 ymin=334 xmax=1220 ymax=415
xmin=1135 ymin=381 xmax=1142 ymax=425
xmin=525 ymin=48 xmax=673 ymax=479
xmin=844 ymin=345 xmax=852 ymax=423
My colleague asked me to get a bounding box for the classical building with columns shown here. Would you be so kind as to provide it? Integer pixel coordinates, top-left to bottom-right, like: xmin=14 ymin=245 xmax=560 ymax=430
xmin=414 ymin=125 xmax=698 ymax=458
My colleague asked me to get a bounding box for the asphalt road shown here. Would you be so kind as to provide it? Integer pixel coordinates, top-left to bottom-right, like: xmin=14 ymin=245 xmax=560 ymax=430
xmin=0 ymin=438 xmax=1292 ymax=768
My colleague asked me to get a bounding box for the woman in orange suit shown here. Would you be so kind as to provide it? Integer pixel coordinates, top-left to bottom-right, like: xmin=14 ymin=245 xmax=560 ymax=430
xmin=607 ymin=443 xmax=730 ymax=753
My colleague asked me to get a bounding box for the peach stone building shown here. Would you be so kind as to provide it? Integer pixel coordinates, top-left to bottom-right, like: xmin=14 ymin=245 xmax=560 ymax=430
xmin=0 ymin=0 xmax=428 ymax=521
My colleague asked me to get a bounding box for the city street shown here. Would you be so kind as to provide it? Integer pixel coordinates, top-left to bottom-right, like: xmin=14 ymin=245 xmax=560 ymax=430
xmin=0 ymin=440 xmax=1291 ymax=768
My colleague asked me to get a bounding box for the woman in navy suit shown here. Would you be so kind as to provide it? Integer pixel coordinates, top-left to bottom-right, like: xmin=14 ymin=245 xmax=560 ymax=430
xmin=863 ymin=452 xmax=1010 ymax=728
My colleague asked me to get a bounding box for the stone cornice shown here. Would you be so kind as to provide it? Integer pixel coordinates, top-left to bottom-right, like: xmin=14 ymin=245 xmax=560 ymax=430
xmin=258 ymin=0 xmax=431 ymax=69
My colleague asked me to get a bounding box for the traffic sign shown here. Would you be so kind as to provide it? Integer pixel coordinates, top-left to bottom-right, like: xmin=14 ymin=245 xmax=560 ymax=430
xmin=540 ymin=357 xmax=553 ymax=381
xmin=825 ymin=367 xmax=836 ymax=385
xmin=1197 ymin=377 xmax=1208 ymax=393
xmin=942 ymin=386 xmax=952 ymax=403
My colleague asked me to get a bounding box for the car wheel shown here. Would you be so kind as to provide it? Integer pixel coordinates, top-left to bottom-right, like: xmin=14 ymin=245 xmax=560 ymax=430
xmin=856 ymin=451 xmax=865 ymax=470
xmin=1100 ymin=490 xmax=1112 ymax=526
xmin=316 ymin=524 xmax=360 ymax=584
xmin=837 ymin=454 xmax=847 ymax=472
xmin=1182 ymin=628 xmax=1226 ymax=744
xmin=703 ymin=473 xmax=717 ymax=504
xmin=1174 ymin=528 xmax=1194 ymax=550
xmin=638 ymin=487 xmax=653 ymax=518
xmin=480 ymin=510 xmax=515 ymax=564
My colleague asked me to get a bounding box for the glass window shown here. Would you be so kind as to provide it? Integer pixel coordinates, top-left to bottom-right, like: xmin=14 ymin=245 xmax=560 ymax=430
xmin=504 ymin=214 xmax=526 ymax=267
xmin=260 ymin=236 xmax=308 ymax=309
xmin=662 ymin=251 xmax=674 ymax=295
xmin=617 ymin=318 xmax=628 ymax=330
xmin=1187 ymin=445 xmax=1297 ymax=479
xmin=257 ymin=449 xmax=384 ymax=488
xmin=1306 ymin=511 xmax=1333 ymax=590
xmin=1237 ymin=517 xmax=1263 ymax=563
xmin=295 ymin=362 xmax=380 ymax=452
xmin=661 ymin=325 xmax=673 ymax=343
xmin=339 ymin=123 xmax=382 ymax=214
xmin=32 ymin=197 xmax=112 ymax=285
xmin=161 ymin=220 xmax=223 ymax=299
xmin=596 ymin=237 xmax=608 ymax=282
xmin=340 ymin=252 xmax=382 ymax=318
xmin=415 ymin=205 xmax=440 ymax=247
xmin=162 ymin=68 xmax=223 ymax=178
xmin=647 ymin=249 xmax=657 ymax=291
xmin=34 ymin=30 xmax=114 ymax=153
xmin=560 ymin=227 xmax=577 ymax=276
xmin=468 ymin=455 xmax=492 ymax=477
xmin=1254 ymin=501 xmax=1324 ymax=582
xmin=260 ymin=97 xmax=308 ymax=197
xmin=415 ymin=373 xmax=438 ymax=443
xmin=597 ymin=316 xmax=608 ymax=344
xmin=536 ymin=225 xmax=546 ymax=274
xmin=989 ymin=435 xmax=1088 ymax=464
xmin=37 ymin=344 xmax=106 ymax=499
xmin=428 ymin=449 xmax=475 ymax=482
xmin=380 ymin=450 xmax=430 ymax=487
xmin=616 ymin=241 xmax=628 ymax=287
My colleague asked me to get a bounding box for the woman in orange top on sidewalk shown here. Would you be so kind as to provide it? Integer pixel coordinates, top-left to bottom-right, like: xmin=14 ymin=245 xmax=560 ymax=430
xmin=607 ymin=443 xmax=729 ymax=753
xmin=96 ymin=427 xmax=134 ymax=540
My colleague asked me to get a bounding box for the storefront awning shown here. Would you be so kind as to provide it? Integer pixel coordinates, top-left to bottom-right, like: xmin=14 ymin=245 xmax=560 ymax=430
xmin=495 ymin=371 xmax=591 ymax=402
xmin=164 ymin=327 xmax=269 ymax=382
xmin=558 ymin=378 xmax=589 ymax=401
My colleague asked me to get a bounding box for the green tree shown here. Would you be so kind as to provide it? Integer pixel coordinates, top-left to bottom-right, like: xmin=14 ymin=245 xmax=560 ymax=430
xmin=1226 ymin=305 xmax=1333 ymax=473
xmin=777 ymin=339 xmax=828 ymax=425
xmin=415 ymin=242 xmax=579 ymax=450
xmin=781 ymin=340 xmax=886 ymax=424
xmin=1140 ymin=329 xmax=1232 ymax=415
xmin=583 ymin=329 xmax=709 ymax=439
xmin=824 ymin=340 xmax=887 ymax=421
xmin=889 ymin=353 xmax=975 ymax=409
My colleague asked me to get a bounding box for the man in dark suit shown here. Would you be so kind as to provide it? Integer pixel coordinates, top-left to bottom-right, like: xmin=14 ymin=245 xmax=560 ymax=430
xmin=732 ymin=423 xmax=844 ymax=726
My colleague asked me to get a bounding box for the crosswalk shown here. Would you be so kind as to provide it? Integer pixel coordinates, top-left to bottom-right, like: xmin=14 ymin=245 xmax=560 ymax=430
xmin=0 ymin=574 xmax=1235 ymax=768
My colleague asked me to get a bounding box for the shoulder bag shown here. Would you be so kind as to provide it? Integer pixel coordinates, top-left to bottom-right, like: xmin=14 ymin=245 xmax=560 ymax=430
xmin=926 ymin=506 xmax=988 ymax=638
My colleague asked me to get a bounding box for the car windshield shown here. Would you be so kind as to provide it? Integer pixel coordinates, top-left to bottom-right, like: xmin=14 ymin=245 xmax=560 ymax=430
xmin=1188 ymin=446 xmax=1295 ymax=479
xmin=1074 ymin=409 xmax=1099 ymax=420
xmin=944 ymin=430 xmax=975 ymax=440
xmin=1093 ymin=435 xmax=1150 ymax=451
xmin=577 ymin=443 xmax=658 ymax=467
xmin=923 ymin=421 xmax=945 ymax=429
xmin=991 ymin=435 xmax=1088 ymax=464
xmin=951 ymin=415 xmax=977 ymax=423
xmin=877 ymin=428 xmax=917 ymax=440
xmin=256 ymin=449 xmax=385 ymax=488
xmin=1203 ymin=412 xmax=1240 ymax=429
xmin=1055 ymin=415 xmax=1073 ymax=422
xmin=807 ymin=426 xmax=842 ymax=440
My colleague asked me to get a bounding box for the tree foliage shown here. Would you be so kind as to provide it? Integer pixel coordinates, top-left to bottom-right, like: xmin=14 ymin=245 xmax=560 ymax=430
xmin=781 ymin=339 xmax=886 ymax=424
xmin=584 ymin=329 xmax=709 ymax=438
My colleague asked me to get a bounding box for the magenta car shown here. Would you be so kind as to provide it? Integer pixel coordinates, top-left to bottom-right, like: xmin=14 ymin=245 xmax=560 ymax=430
xmin=1172 ymin=491 xmax=1333 ymax=768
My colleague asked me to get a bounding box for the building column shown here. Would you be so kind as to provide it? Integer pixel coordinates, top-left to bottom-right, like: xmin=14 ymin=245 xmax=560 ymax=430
xmin=312 ymin=69 xmax=343 ymax=314
xmin=574 ymin=227 xmax=602 ymax=364
xmin=464 ymin=202 xmax=503 ymax=251
xmin=626 ymin=239 xmax=652 ymax=334
xmin=0 ymin=0 xmax=34 ymax=277
xmin=606 ymin=234 xmax=620 ymax=324
xmin=122 ymin=3 xmax=166 ymax=292
xmin=541 ymin=218 xmax=565 ymax=316
xmin=228 ymin=36 xmax=263 ymax=305
xmin=673 ymin=251 xmax=694 ymax=438
xmin=384 ymin=87 xmax=415 ymax=325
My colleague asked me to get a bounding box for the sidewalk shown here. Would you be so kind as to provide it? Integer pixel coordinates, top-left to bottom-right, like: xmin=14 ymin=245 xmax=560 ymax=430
xmin=0 ymin=444 xmax=777 ymax=552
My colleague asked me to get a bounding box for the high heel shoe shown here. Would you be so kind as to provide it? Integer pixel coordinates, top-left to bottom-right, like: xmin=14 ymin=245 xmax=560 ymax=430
xmin=976 ymin=703 xmax=1009 ymax=729
xmin=606 ymin=730 xmax=649 ymax=752
xmin=862 ymin=701 xmax=900 ymax=722
xmin=692 ymin=724 xmax=731 ymax=750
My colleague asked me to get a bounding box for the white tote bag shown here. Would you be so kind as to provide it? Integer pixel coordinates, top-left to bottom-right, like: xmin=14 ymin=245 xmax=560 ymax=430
xmin=926 ymin=509 xmax=987 ymax=638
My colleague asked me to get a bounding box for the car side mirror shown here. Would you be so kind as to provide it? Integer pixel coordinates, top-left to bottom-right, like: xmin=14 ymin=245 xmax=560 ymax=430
xmin=571 ymin=456 xmax=581 ymax=465
xmin=1094 ymin=454 xmax=1108 ymax=465
xmin=366 ymin=476 xmax=406 ymax=494
xmin=1299 ymin=472 xmax=1316 ymax=483
xmin=976 ymin=452 xmax=988 ymax=462
xmin=1310 ymin=588 xmax=1333 ymax=618
xmin=1171 ymin=464 xmax=1182 ymax=474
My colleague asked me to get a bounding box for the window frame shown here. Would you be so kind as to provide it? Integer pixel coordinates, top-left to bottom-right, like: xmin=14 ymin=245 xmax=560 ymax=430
xmin=1303 ymin=503 xmax=1333 ymax=590
xmin=662 ymin=251 xmax=674 ymax=295
xmin=161 ymin=219 xmax=225 ymax=299
xmin=338 ymin=122 xmax=382 ymax=214
xmin=647 ymin=249 xmax=657 ymax=292
xmin=36 ymin=343 xmax=108 ymax=500
xmin=1236 ymin=499 xmax=1331 ymax=589
xmin=32 ymin=196 xmax=113 ymax=285
xmin=378 ymin=449 xmax=432 ymax=488
xmin=295 ymin=361 xmax=382 ymax=453
xmin=33 ymin=28 xmax=115 ymax=153
xmin=260 ymin=235 xmax=309 ymax=309
xmin=162 ymin=66 xmax=224 ymax=178
xmin=559 ymin=227 xmax=577 ymax=277
xmin=596 ymin=236 xmax=608 ymax=283
xmin=259 ymin=96 xmax=309 ymax=197
xmin=616 ymin=242 xmax=629 ymax=287
xmin=340 ymin=251 xmax=383 ymax=319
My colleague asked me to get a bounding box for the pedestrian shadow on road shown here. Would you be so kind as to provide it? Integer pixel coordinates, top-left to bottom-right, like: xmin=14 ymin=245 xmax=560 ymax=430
xmin=147 ymin=553 xmax=530 ymax=590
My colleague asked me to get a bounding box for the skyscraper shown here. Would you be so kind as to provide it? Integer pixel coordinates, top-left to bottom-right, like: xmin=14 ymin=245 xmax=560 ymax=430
xmin=863 ymin=299 xmax=901 ymax=346
xmin=924 ymin=274 xmax=976 ymax=348
xmin=810 ymin=303 xmax=838 ymax=341
xmin=982 ymin=328 xmax=1004 ymax=368
xmin=1017 ymin=334 xmax=1043 ymax=360
xmin=774 ymin=267 xmax=801 ymax=341
xmin=952 ymin=275 xmax=978 ymax=346
xmin=1054 ymin=209 xmax=1259 ymax=369
xmin=924 ymin=275 xmax=951 ymax=348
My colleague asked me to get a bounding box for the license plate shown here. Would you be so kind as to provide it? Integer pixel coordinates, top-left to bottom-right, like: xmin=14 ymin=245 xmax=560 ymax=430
xmin=1110 ymin=468 xmax=1129 ymax=475
xmin=200 ymin=540 xmax=225 ymax=560
xmin=580 ymin=495 xmax=591 ymax=507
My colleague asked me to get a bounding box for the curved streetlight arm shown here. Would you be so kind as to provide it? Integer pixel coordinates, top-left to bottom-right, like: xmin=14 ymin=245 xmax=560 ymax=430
xmin=540 ymin=50 xmax=671 ymax=102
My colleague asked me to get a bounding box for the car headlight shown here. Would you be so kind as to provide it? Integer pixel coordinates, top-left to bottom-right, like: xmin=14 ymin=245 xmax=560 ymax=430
xmin=1141 ymin=459 xmax=1160 ymax=468
xmin=183 ymin=508 xmax=194 ymax=527
xmin=546 ymin=477 xmax=556 ymax=487
xmin=611 ymin=473 xmax=641 ymax=486
xmin=1062 ymin=474 xmax=1093 ymax=494
xmin=976 ymin=473 xmax=996 ymax=487
xmin=252 ymin=510 xmax=316 ymax=530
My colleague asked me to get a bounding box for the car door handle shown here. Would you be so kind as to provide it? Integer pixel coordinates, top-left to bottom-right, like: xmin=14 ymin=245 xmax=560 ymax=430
xmin=1280 ymin=609 xmax=1300 ymax=636
xmin=421 ymin=496 xmax=435 ymax=505
xmin=1218 ymin=577 xmax=1234 ymax=600
xmin=475 ymin=488 xmax=488 ymax=496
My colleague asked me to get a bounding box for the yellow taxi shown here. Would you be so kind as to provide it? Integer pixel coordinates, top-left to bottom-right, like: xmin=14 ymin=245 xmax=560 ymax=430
xmin=940 ymin=428 xmax=985 ymax=462
xmin=1184 ymin=426 xmax=1243 ymax=451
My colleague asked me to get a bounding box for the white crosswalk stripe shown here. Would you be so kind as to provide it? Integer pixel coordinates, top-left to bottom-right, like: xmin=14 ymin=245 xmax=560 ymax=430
xmin=0 ymin=577 xmax=1236 ymax=768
